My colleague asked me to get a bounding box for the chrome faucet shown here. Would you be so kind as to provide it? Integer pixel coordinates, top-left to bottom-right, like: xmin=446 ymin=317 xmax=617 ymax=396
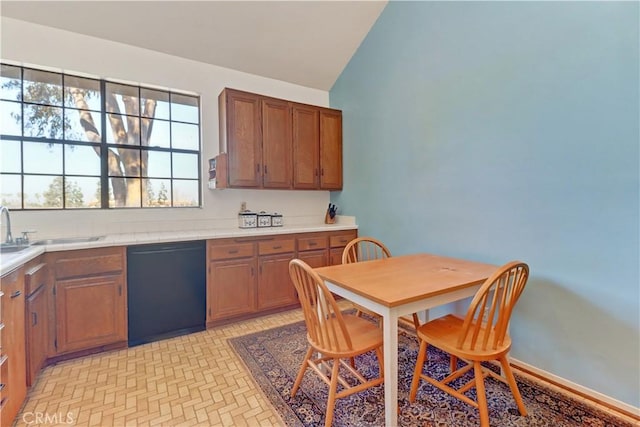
xmin=0 ymin=205 xmax=13 ymax=245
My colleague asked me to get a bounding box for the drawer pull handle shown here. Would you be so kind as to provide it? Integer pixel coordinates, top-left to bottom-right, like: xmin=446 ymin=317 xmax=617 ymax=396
xmin=308 ymin=242 xmax=317 ymax=246
xmin=0 ymin=383 xmax=5 ymax=391
xmin=10 ymin=290 xmax=21 ymax=298
xmin=32 ymin=312 xmax=38 ymax=326
xmin=228 ymin=249 xmax=239 ymax=254
xmin=272 ymin=245 xmax=282 ymax=249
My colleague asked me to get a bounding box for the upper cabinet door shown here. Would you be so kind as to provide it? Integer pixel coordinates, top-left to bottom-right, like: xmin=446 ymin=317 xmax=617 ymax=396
xmin=218 ymin=88 xmax=342 ymax=191
xmin=292 ymin=104 xmax=320 ymax=189
xmin=320 ymin=109 xmax=343 ymax=190
xmin=224 ymin=89 xmax=262 ymax=188
xmin=262 ymin=98 xmax=292 ymax=188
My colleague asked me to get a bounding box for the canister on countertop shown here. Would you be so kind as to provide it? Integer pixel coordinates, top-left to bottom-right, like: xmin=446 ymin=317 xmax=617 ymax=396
xmin=257 ymin=211 xmax=272 ymax=228
xmin=271 ymin=213 xmax=283 ymax=227
xmin=238 ymin=210 xmax=257 ymax=228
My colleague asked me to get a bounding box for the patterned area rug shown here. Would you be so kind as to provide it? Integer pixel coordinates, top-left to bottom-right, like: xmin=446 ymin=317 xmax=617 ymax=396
xmin=229 ymin=320 xmax=632 ymax=427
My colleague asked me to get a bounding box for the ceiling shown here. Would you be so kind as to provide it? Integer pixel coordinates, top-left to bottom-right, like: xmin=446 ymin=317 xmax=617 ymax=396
xmin=1 ymin=0 xmax=387 ymax=91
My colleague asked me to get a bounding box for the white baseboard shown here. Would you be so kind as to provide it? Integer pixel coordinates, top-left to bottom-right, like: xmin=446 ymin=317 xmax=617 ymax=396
xmin=509 ymin=357 xmax=640 ymax=420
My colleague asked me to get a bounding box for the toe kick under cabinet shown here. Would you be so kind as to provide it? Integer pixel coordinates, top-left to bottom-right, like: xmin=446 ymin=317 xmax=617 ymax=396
xmin=206 ymin=229 xmax=356 ymax=326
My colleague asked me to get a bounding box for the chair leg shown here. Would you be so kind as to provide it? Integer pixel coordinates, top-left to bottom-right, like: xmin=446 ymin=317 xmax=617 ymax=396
xmin=411 ymin=312 xmax=420 ymax=330
xmin=473 ymin=361 xmax=490 ymax=427
xmin=291 ymin=347 xmax=313 ymax=397
xmin=499 ymin=356 xmax=528 ymax=416
xmin=324 ymin=358 xmax=341 ymax=427
xmin=409 ymin=338 xmax=428 ymax=402
xmin=450 ymin=355 xmax=458 ymax=373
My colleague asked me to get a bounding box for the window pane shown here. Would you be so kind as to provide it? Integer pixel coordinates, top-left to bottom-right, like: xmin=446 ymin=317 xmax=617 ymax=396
xmin=172 ymin=179 xmax=198 ymax=207
xmin=64 ymin=76 xmax=101 ymax=111
xmin=0 ymin=174 xmax=21 ymax=208
xmin=171 ymin=93 xmax=199 ymax=123
xmin=24 ymin=141 xmax=62 ymax=174
xmin=143 ymin=178 xmax=171 ymax=207
xmin=106 ymin=113 xmax=140 ymax=145
xmin=141 ymin=88 xmax=169 ymax=120
xmin=0 ymin=64 xmax=202 ymax=210
xmin=145 ymin=150 xmax=170 ymax=178
xmin=24 ymin=104 xmax=63 ymax=139
xmin=65 ymin=144 xmax=101 ymax=176
xmin=109 ymin=177 xmax=140 ymax=208
xmin=106 ymin=82 xmax=138 ymax=115
xmin=0 ymin=100 xmax=22 ymax=136
xmin=65 ymin=176 xmax=100 ymax=208
xmin=145 ymin=119 xmax=170 ymax=148
xmin=171 ymin=122 xmax=199 ymax=150
xmin=1 ymin=139 xmax=21 ymax=173
xmin=23 ymin=69 xmax=62 ymax=106
xmin=65 ymin=109 xmax=102 ymax=142
xmin=172 ymin=152 xmax=198 ymax=179
xmin=24 ymin=174 xmax=61 ymax=208
xmin=1 ymin=64 xmax=21 ymax=101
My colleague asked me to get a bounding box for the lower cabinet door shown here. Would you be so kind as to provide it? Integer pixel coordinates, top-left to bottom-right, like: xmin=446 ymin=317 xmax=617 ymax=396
xmin=54 ymin=274 xmax=126 ymax=354
xmin=208 ymin=258 xmax=257 ymax=321
xmin=257 ymin=253 xmax=297 ymax=310
xmin=298 ymin=250 xmax=328 ymax=269
xmin=26 ymin=285 xmax=48 ymax=386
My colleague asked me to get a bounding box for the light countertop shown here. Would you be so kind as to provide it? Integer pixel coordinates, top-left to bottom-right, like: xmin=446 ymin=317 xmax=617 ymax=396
xmin=0 ymin=222 xmax=358 ymax=275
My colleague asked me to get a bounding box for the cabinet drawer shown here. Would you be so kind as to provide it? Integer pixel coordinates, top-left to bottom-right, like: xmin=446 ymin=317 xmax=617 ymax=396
xmin=210 ymin=243 xmax=255 ymax=260
xmin=25 ymin=263 xmax=47 ymax=296
xmin=53 ymin=248 xmax=124 ymax=279
xmin=258 ymin=239 xmax=295 ymax=255
xmin=297 ymin=236 xmax=328 ymax=251
xmin=329 ymin=231 xmax=357 ymax=248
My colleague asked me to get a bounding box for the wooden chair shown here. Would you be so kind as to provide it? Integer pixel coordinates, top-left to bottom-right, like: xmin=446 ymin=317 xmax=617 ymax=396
xmin=342 ymin=237 xmax=420 ymax=331
xmin=289 ymin=259 xmax=384 ymax=427
xmin=409 ymin=261 xmax=530 ymax=427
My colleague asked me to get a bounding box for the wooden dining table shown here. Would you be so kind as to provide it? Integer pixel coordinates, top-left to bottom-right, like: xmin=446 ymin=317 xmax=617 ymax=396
xmin=314 ymin=253 xmax=498 ymax=427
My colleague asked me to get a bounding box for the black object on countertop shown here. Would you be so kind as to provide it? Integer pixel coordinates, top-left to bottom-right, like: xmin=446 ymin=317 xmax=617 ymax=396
xmin=127 ymin=241 xmax=206 ymax=347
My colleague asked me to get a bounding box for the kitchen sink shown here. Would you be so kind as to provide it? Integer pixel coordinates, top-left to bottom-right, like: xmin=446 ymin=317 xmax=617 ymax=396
xmin=0 ymin=243 xmax=31 ymax=254
xmin=31 ymin=236 xmax=105 ymax=246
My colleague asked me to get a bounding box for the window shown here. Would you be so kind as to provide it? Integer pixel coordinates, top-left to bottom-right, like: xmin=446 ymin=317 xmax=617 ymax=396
xmin=0 ymin=64 xmax=201 ymax=209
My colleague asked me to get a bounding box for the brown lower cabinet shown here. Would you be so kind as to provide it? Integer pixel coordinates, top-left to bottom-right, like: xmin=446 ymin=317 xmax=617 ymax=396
xmin=1 ymin=266 xmax=26 ymax=427
xmin=25 ymin=262 xmax=48 ymax=387
xmin=257 ymin=238 xmax=297 ymax=310
xmin=48 ymin=247 xmax=127 ymax=356
xmin=207 ymin=229 xmax=357 ymax=325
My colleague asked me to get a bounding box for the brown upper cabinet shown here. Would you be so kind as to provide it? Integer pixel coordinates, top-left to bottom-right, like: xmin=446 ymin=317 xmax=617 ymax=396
xmin=319 ymin=108 xmax=343 ymax=190
xmin=217 ymin=88 xmax=342 ymax=190
xmin=219 ymin=89 xmax=262 ymax=187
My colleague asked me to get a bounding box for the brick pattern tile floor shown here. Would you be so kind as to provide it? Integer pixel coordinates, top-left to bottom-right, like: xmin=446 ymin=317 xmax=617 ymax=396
xmin=14 ymin=302 xmax=637 ymax=426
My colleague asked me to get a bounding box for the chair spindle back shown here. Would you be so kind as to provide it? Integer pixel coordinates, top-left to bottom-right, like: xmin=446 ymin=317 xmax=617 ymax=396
xmin=289 ymin=259 xmax=353 ymax=353
xmin=342 ymin=237 xmax=391 ymax=264
xmin=458 ymin=261 xmax=529 ymax=352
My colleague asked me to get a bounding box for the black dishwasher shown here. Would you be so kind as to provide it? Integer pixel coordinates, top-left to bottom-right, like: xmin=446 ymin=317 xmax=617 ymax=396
xmin=127 ymin=241 xmax=206 ymax=347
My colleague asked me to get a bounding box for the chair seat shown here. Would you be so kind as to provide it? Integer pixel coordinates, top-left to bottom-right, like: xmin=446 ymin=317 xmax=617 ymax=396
xmin=312 ymin=314 xmax=383 ymax=357
xmin=418 ymin=314 xmax=512 ymax=361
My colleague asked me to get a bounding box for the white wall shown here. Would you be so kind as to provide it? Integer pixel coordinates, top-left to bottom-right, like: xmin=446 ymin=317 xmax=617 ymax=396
xmin=1 ymin=18 xmax=332 ymax=239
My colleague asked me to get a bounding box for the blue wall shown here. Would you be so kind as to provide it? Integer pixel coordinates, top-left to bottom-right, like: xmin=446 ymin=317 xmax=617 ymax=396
xmin=331 ymin=1 xmax=639 ymax=407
